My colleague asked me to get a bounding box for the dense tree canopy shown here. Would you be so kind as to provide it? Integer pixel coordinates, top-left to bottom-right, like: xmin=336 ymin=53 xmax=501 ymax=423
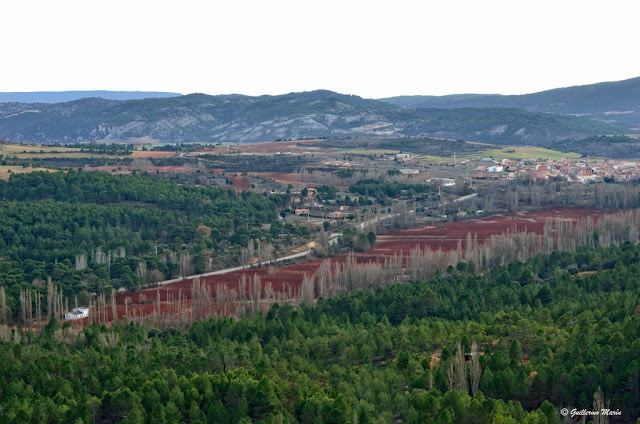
xmin=2 ymin=242 xmax=640 ymax=423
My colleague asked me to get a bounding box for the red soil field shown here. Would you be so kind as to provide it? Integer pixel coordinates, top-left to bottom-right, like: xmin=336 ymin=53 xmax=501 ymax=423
xmin=119 ymin=259 xmax=330 ymax=306
xmin=370 ymin=208 xmax=607 ymax=255
xmin=133 ymin=151 xmax=176 ymax=159
xmin=229 ymin=176 xmax=251 ymax=191
xmin=112 ymin=208 xmax=608 ymax=322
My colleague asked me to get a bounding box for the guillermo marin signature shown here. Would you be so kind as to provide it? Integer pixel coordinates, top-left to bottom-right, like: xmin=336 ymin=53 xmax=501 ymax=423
xmin=560 ymin=408 xmax=622 ymax=418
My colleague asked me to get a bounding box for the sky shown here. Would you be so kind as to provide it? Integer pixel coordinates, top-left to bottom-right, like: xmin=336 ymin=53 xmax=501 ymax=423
xmin=1 ymin=0 xmax=639 ymax=98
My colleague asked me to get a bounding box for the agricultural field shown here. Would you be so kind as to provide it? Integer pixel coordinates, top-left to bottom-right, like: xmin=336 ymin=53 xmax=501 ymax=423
xmin=231 ymin=139 xmax=335 ymax=154
xmin=0 ymin=143 xmax=128 ymax=159
xmin=83 ymin=164 xmax=199 ymax=173
xmin=369 ymin=208 xmax=606 ymax=254
xmin=132 ymin=150 xmax=176 ymax=159
xmin=0 ymin=165 xmax=58 ymax=180
xmin=336 ymin=147 xmax=400 ymax=155
xmin=254 ymin=172 xmax=326 ymax=187
xmin=417 ymin=145 xmax=582 ymax=162
xmin=113 ymin=207 xmax=609 ymax=321
xmin=0 ymin=144 xmax=87 ymax=154
xmin=478 ymin=145 xmax=583 ymax=160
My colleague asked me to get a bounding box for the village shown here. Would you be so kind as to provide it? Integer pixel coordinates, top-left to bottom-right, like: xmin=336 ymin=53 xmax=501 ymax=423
xmin=472 ymin=156 xmax=640 ymax=183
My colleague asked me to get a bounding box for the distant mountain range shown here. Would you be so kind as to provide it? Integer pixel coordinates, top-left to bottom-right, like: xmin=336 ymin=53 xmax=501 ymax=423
xmin=380 ymin=76 xmax=640 ymax=131
xmin=0 ymin=91 xmax=181 ymax=103
xmin=0 ymin=84 xmax=627 ymax=146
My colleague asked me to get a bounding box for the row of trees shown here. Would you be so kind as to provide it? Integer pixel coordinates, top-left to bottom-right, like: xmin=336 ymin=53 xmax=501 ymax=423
xmin=474 ymin=177 xmax=640 ymax=213
xmin=6 ymin=206 xmax=640 ymax=329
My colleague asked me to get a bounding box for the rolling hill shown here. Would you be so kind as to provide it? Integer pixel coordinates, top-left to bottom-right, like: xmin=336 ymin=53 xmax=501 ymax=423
xmin=380 ymin=76 xmax=640 ymax=131
xmin=0 ymin=90 xmax=619 ymax=145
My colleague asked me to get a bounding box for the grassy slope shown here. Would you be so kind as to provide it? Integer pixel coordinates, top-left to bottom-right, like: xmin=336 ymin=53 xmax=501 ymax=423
xmin=417 ymin=145 xmax=582 ymax=162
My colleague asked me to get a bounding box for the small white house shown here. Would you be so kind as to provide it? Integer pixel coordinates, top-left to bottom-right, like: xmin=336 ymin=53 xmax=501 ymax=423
xmin=64 ymin=307 xmax=89 ymax=320
xmin=488 ymin=165 xmax=504 ymax=173
xmin=426 ymin=178 xmax=456 ymax=186
xmin=399 ymin=168 xmax=420 ymax=175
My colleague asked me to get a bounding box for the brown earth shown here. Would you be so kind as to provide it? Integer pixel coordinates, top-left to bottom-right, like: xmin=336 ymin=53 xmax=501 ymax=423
xmin=229 ymin=176 xmax=251 ymax=191
xmin=237 ymin=139 xmax=335 ymax=154
xmin=133 ymin=151 xmax=176 ymax=159
xmin=369 ymin=208 xmax=607 ymax=254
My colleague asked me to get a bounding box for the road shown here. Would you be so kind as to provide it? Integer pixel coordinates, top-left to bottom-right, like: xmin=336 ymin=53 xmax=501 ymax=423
xmin=155 ymin=246 xmax=316 ymax=287
xmin=153 ymin=211 xmax=405 ymax=288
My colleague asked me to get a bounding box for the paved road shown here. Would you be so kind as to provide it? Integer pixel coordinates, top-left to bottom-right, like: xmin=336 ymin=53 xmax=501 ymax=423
xmin=155 ymin=234 xmax=341 ymax=287
xmin=156 ymin=248 xmax=313 ymax=287
xmin=153 ymin=212 xmax=405 ymax=288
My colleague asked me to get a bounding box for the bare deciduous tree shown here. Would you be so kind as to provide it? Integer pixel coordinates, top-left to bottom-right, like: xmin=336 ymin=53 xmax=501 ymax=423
xmin=592 ymin=387 xmax=610 ymax=424
xmin=0 ymin=287 xmax=7 ymax=325
xmin=470 ymin=341 xmax=482 ymax=397
xmin=136 ymin=262 xmax=148 ymax=285
xmin=454 ymin=342 xmax=468 ymax=394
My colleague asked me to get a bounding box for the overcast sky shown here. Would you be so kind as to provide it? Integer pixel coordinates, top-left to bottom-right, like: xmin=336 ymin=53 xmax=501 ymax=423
xmin=1 ymin=0 xmax=638 ymax=98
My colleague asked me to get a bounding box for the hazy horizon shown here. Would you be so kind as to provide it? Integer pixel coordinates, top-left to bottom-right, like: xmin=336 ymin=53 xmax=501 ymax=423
xmin=2 ymin=73 xmax=638 ymax=101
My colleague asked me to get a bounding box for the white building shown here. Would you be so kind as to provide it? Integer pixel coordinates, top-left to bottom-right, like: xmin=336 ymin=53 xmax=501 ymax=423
xmin=399 ymin=168 xmax=419 ymax=175
xmin=426 ymin=178 xmax=456 ymax=186
xmin=64 ymin=307 xmax=89 ymax=320
xmin=488 ymin=165 xmax=504 ymax=173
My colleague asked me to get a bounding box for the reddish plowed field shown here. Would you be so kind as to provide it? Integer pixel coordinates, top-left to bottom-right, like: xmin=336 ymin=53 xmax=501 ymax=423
xmin=114 ymin=254 xmax=390 ymax=313
xmin=133 ymin=151 xmax=175 ymax=158
xmin=113 ymin=208 xmax=608 ymax=321
xmin=372 ymin=208 xmax=606 ymax=253
xmin=230 ymin=176 xmax=251 ymax=191
xmin=122 ymin=259 xmax=329 ymax=302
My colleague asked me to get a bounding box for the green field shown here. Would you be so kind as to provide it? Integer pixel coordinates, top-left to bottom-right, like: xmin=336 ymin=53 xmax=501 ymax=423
xmin=336 ymin=147 xmax=400 ymax=155
xmin=479 ymin=146 xmax=582 ymax=160
xmin=418 ymin=145 xmax=582 ymax=162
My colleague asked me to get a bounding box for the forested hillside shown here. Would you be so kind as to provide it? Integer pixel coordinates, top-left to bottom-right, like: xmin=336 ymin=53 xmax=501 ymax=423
xmin=0 ymin=171 xmax=284 ymax=308
xmin=1 ymin=242 xmax=639 ymax=423
xmin=380 ymin=76 xmax=640 ymax=132
xmin=0 ymin=91 xmax=618 ymax=146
